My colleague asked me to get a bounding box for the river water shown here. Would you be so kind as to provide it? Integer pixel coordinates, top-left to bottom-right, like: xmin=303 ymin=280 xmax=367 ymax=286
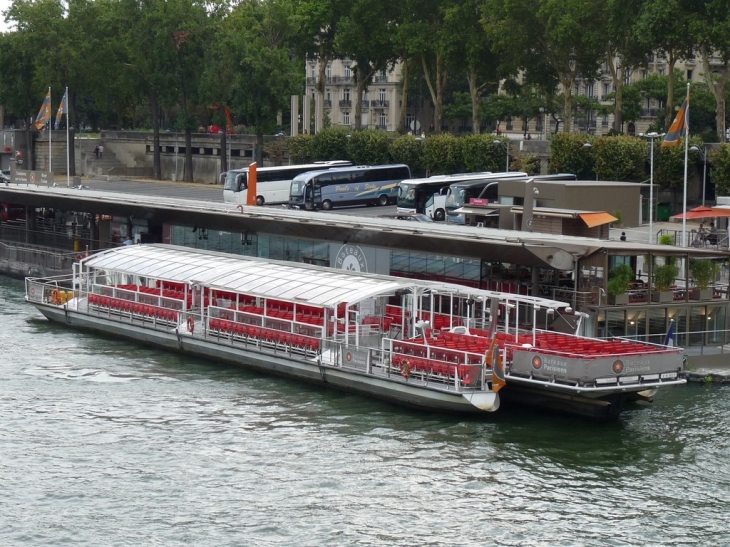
xmin=1 ymin=275 xmax=728 ymax=546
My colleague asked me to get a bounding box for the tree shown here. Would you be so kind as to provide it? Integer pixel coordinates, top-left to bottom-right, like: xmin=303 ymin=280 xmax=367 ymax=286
xmin=549 ymin=132 xmax=595 ymax=178
xmin=635 ymin=0 xmax=694 ymax=129
xmin=295 ymin=0 xmax=349 ymax=133
xmin=690 ymin=0 xmax=730 ymax=143
xmin=226 ymin=0 xmax=302 ymax=164
xmin=484 ymin=0 xmax=606 ymax=134
xmin=592 ymin=135 xmax=648 ymax=181
xmin=444 ymin=0 xmax=499 ymax=134
xmin=335 ymin=0 xmax=397 ymax=130
xmin=602 ymin=0 xmax=651 ymax=134
xmin=710 ymin=144 xmax=730 ymax=196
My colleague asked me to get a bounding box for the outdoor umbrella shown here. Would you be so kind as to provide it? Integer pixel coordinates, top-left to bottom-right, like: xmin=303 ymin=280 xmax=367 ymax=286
xmin=670 ymin=206 xmax=730 ymax=220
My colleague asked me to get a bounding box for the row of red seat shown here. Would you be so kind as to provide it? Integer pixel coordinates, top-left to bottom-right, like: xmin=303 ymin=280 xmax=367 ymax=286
xmin=88 ymin=294 xmax=179 ymax=322
xmin=209 ymin=318 xmax=321 ymax=352
xmin=392 ymin=353 xmax=478 ymax=384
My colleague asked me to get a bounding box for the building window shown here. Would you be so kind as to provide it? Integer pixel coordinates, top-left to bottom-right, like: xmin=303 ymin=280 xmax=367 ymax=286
xmin=343 ymin=88 xmax=351 ymax=102
xmin=326 ymin=89 xmax=331 ymax=102
xmin=343 ymin=112 xmax=350 ymax=125
xmin=406 ymin=113 xmax=415 ymax=131
xmin=603 ymin=83 xmax=610 ymax=97
xmin=642 ymin=70 xmax=648 ymax=79
xmin=536 ymin=116 xmax=543 ymax=132
xmin=687 ymin=69 xmax=693 ymax=81
xmin=378 ymin=112 xmax=386 ymax=128
xmin=379 ymin=88 xmax=386 ymax=102
xmin=326 ymin=64 xmax=331 ymax=80
xmin=506 ymin=116 xmax=513 ymax=130
xmin=658 ymin=68 xmax=665 ymax=76
xmin=586 ymin=83 xmax=594 ymax=98
xmin=344 ymin=65 xmax=351 ymax=79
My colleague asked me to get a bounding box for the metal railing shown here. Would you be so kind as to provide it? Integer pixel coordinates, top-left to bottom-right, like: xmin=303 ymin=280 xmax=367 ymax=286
xmin=1 ymin=241 xmax=80 ymax=273
xmin=657 ymin=228 xmax=729 ymax=249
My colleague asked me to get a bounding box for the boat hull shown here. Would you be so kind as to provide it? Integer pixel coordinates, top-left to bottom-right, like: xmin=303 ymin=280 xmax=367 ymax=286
xmin=34 ymin=303 xmax=494 ymax=414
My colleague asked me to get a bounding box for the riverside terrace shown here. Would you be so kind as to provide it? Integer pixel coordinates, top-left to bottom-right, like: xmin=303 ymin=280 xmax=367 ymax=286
xmin=1 ymin=183 xmax=728 ymax=362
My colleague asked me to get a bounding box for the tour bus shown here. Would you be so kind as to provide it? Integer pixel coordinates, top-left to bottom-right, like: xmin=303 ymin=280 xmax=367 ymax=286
xmin=288 ymin=164 xmax=411 ymax=211
xmin=444 ymin=173 xmax=531 ymax=224
xmin=396 ymin=173 xmax=494 ymax=220
xmin=445 ymin=172 xmax=579 ymax=224
xmin=221 ymin=161 xmax=352 ymax=205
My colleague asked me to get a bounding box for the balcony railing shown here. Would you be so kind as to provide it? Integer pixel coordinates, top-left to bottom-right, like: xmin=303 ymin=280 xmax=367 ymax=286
xmin=339 ymin=100 xmax=352 ymax=108
xmin=373 ymin=75 xmax=388 ymax=83
xmin=371 ymin=100 xmax=389 ymax=108
xmin=323 ymin=100 xmax=332 ymax=108
xmin=641 ymin=108 xmax=662 ymax=117
xmin=361 ymin=100 xmax=369 ymax=108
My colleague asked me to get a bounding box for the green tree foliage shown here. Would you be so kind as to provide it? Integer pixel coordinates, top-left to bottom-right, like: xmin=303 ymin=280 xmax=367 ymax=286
xmin=310 ymin=126 xmax=352 ymax=162
xmin=709 ymin=145 xmax=730 ymax=196
xmin=346 ymin=129 xmax=391 ymax=165
xmin=422 ymin=133 xmax=462 ymax=175
xmin=389 ymin=135 xmax=425 ymax=176
xmin=592 ymin=136 xmax=647 ymax=182
xmin=287 ymin=134 xmax=315 ymax=164
xmin=549 ymin=133 xmax=595 ymax=179
xmin=225 ymin=0 xmax=302 ymax=165
xmin=511 ymin=153 xmax=541 ymax=176
xmin=462 ymin=134 xmax=509 ymax=172
xmin=654 ymin=137 xmax=702 ymax=202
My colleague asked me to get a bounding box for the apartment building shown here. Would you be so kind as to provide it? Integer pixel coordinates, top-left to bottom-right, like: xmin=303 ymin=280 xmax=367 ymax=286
xmin=306 ymin=53 xmax=725 ymax=136
xmin=304 ymin=59 xmax=404 ymax=132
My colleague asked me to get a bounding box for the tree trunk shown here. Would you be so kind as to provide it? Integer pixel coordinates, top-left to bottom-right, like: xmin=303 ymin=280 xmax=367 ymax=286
xmin=607 ymin=53 xmax=623 ymax=132
xmin=422 ymin=53 xmax=447 ymax=133
xmin=558 ymin=63 xmax=578 ymax=133
xmin=184 ymin=128 xmax=193 ymax=182
xmin=151 ymin=93 xmax=161 ymax=180
xmin=398 ymin=57 xmax=409 ymax=133
xmin=701 ymin=46 xmax=730 ymax=143
xmin=468 ymin=71 xmax=480 ymax=134
xmin=665 ymin=52 xmax=677 ymax=129
xmin=220 ymin=129 xmax=228 ymax=179
xmin=354 ymin=67 xmax=369 ymax=130
xmin=316 ymin=46 xmax=328 ymax=134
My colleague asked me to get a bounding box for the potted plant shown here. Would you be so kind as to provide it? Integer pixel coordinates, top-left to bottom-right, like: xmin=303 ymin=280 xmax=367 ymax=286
xmin=690 ymin=259 xmax=719 ymax=300
xmin=652 ymin=260 xmax=679 ymax=302
xmin=607 ymin=263 xmax=633 ymax=305
xmin=651 ymin=236 xmax=678 ymax=303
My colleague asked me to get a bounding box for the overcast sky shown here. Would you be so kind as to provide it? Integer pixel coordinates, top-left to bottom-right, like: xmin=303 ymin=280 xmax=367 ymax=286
xmin=1 ymin=0 xmax=12 ymax=32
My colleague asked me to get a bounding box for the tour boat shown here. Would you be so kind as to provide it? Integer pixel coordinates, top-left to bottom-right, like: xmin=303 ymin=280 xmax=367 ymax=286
xmin=25 ymin=245 xmax=685 ymax=420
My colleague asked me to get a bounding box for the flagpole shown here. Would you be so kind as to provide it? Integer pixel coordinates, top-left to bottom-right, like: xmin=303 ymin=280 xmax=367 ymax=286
xmin=48 ymin=87 xmax=52 ymax=174
xmin=65 ymin=87 xmax=70 ymax=187
xmin=681 ymin=82 xmax=690 ymax=248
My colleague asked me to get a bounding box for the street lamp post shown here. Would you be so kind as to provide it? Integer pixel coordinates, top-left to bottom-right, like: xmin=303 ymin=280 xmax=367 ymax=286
xmin=645 ymin=132 xmax=662 ymax=244
xmin=493 ymin=139 xmax=509 ymax=172
xmin=690 ymin=145 xmax=708 ymax=206
xmin=539 ymin=107 xmax=545 ymax=140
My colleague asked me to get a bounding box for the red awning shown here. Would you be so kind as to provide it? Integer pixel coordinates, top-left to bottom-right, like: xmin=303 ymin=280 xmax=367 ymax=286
xmin=579 ymin=212 xmax=618 ymax=228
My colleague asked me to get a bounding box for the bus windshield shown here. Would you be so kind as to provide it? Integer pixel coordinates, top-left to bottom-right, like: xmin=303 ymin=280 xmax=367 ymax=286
xmin=223 ymin=171 xmax=245 ymax=192
xmin=397 ymin=182 xmax=418 ymax=208
xmin=290 ymin=175 xmax=308 ymax=198
xmin=445 ymin=187 xmax=467 ymax=209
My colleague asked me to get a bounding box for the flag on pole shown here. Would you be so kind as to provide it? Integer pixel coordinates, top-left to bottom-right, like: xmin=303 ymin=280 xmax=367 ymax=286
xmin=34 ymin=89 xmax=51 ymax=131
xmin=663 ymin=320 xmax=676 ymax=347
xmin=662 ymin=91 xmax=689 ymax=148
xmin=55 ymin=88 xmax=68 ymax=130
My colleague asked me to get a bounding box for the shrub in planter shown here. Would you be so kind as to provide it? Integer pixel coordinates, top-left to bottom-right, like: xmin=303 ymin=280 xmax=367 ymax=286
xmin=607 ymin=263 xmax=634 ymax=304
xmin=690 ymin=259 xmax=719 ymax=299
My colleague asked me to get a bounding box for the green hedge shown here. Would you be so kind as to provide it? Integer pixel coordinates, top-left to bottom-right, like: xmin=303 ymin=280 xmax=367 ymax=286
xmin=592 ymin=136 xmax=647 ymax=182
xmin=549 ymin=132 xmax=594 ymax=179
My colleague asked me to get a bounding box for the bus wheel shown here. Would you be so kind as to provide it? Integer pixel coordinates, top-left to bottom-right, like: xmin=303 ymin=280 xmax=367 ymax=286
xmin=434 ymin=209 xmax=445 ymax=221
xmin=378 ymin=194 xmax=389 ymax=206
xmin=322 ymin=200 xmax=333 ymax=211
xmin=256 ymin=196 xmax=265 ymax=206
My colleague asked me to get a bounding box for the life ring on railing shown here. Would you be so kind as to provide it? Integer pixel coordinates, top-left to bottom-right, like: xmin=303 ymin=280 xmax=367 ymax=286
xmin=76 ymin=253 xmax=83 ymax=261
xmin=400 ymin=359 xmax=411 ymax=379
xmin=51 ymin=288 xmax=61 ymax=305
xmin=187 ymin=316 xmax=195 ymax=333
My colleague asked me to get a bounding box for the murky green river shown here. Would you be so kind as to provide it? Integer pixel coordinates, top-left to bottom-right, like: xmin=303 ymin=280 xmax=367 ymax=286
xmin=1 ymin=276 xmax=728 ymax=546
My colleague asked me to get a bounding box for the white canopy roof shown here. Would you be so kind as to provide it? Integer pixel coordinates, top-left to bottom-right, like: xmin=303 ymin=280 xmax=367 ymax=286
xmin=82 ymin=244 xmax=570 ymax=310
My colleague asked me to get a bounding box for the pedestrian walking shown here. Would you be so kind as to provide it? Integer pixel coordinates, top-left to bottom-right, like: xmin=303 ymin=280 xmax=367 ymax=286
xmin=98 ymin=144 xmax=104 ymax=159
xmin=620 ymin=232 xmax=626 ymax=241
xmin=93 ymin=146 xmax=99 ymax=159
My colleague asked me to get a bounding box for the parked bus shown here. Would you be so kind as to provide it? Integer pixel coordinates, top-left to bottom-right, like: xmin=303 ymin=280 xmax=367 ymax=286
xmin=222 ymin=161 xmax=351 ymax=205
xmin=445 ymin=172 xmax=530 ymax=224
xmin=289 ymin=164 xmax=411 ymax=211
xmin=396 ymin=173 xmax=493 ymax=220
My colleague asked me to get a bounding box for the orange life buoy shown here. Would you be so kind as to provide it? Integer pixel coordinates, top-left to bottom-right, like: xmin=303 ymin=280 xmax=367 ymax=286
xmin=401 ymin=359 xmax=411 ymax=378
xmin=51 ymin=288 xmax=60 ymax=305
xmin=187 ymin=316 xmax=195 ymax=333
